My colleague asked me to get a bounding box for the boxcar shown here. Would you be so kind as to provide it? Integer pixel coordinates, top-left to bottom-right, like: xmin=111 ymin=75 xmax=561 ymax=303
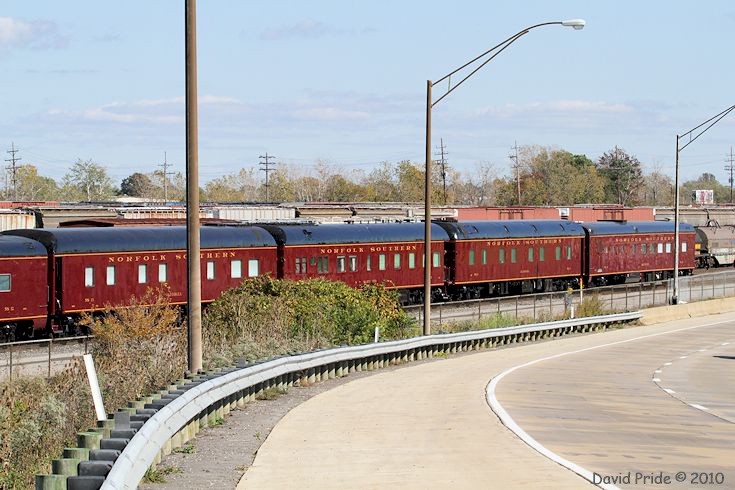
xmin=0 ymin=235 xmax=48 ymax=338
xmin=261 ymin=223 xmax=450 ymax=304
xmin=582 ymin=221 xmax=696 ymax=285
xmin=437 ymin=220 xmax=585 ymax=298
xmin=4 ymin=226 xmax=278 ymax=332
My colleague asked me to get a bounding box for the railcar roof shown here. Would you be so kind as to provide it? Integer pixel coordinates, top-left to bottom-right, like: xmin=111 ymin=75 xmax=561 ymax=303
xmin=260 ymin=222 xmax=450 ymax=246
xmin=581 ymin=221 xmax=695 ymax=235
xmin=0 ymin=235 xmax=47 ymax=257
xmin=437 ymin=220 xmax=585 ymax=240
xmin=1 ymin=226 xmax=277 ymax=254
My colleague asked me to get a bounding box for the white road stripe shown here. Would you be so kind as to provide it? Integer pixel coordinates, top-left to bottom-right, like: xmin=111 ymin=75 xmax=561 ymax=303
xmin=664 ymin=388 xmax=676 ymax=394
xmin=722 ymin=342 xmax=730 ymax=346
xmin=692 ymin=404 xmax=709 ymax=411
xmin=652 ymin=378 xmax=661 ymax=382
xmin=654 ymin=370 xmax=662 ymax=373
xmin=679 ymin=355 xmax=688 ymax=359
xmin=486 ymin=318 xmax=734 ymax=490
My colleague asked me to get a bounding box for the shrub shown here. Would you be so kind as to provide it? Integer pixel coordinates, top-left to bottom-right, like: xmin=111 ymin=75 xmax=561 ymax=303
xmin=576 ymin=294 xmax=608 ymax=318
xmin=202 ymin=277 xmax=418 ymax=366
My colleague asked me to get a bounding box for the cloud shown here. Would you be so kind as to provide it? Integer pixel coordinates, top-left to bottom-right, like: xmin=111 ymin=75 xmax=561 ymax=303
xmin=260 ymin=20 xmax=334 ymax=41
xmin=292 ymin=107 xmax=370 ymax=122
xmin=0 ymin=16 xmax=68 ymax=52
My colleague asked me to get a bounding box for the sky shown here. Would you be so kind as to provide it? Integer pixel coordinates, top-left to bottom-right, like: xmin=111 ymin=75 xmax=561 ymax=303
xmin=1 ymin=1 xmax=734 ymax=188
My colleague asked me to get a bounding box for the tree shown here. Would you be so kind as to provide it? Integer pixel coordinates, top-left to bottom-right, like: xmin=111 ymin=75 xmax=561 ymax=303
xmin=203 ymin=168 xmax=258 ymax=202
xmin=682 ymin=172 xmax=729 ymax=204
xmin=61 ymin=159 xmax=115 ymax=201
xmin=492 ymin=147 xmax=605 ymax=206
xmin=641 ymin=163 xmax=674 ymax=206
xmin=9 ymin=165 xmax=59 ymax=201
xmin=596 ymin=147 xmax=644 ymax=206
xmin=119 ymin=172 xmax=154 ymax=198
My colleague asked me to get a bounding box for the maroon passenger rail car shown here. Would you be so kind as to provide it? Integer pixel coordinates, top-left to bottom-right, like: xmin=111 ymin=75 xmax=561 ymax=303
xmin=437 ymin=220 xmax=585 ymax=298
xmin=261 ymin=223 xmax=451 ymax=304
xmin=5 ymin=226 xmax=278 ymax=333
xmin=0 ymin=235 xmax=48 ymax=339
xmin=583 ymin=221 xmax=696 ymax=285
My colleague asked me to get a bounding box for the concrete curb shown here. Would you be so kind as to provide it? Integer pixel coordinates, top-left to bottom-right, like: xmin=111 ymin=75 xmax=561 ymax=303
xmin=640 ymin=298 xmax=735 ymax=325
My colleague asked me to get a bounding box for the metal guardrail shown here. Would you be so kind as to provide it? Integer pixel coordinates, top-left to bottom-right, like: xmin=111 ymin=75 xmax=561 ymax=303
xmin=97 ymin=312 xmax=640 ymax=490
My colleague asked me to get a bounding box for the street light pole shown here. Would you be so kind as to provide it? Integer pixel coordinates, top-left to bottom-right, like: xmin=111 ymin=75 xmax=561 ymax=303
xmin=422 ymin=19 xmax=585 ymax=336
xmin=672 ymin=103 xmax=735 ymax=304
xmin=423 ymin=80 xmax=432 ymax=334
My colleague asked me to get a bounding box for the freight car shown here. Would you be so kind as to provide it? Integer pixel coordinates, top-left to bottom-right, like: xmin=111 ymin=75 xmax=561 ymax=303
xmin=694 ymin=225 xmax=735 ymax=268
xmin=0 ymin=220 xmax=696 ymax=339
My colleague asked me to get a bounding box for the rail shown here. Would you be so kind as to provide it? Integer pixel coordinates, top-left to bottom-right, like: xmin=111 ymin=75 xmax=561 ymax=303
xmin=64 ymin=312 xmax=639 ymax=490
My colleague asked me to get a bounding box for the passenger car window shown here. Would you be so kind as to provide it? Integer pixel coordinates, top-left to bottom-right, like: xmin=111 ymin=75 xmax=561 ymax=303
xmin=248 ymin=259 xmax=260 ymax=277
xmin=85 ymin=267 xmax=95 ymax=287
xmin=0 ymin=274 xmax=10 ymax=292
xmin=231 ymin=259 xmax=242 ymax=278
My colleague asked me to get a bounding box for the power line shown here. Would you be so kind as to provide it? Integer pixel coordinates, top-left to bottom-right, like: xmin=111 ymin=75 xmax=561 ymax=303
xmin=434 ymin=139 xmax=448 ymax=204
xmin=159 ymin=151 xmax=175 ymax=203
xmin=5 ymin=142 xmax=21 ymax=200
xmin=509 ymin=140 xmax=521 ymax=205
xmin=725 ymin=146 xmax=734 ymax=204
xmin=259 ymin=152 xmax=277 ymax=202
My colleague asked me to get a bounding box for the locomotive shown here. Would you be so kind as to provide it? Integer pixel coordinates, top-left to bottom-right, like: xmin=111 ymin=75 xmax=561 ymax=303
xmin=0 ymin=220 xmax=696 ymax=340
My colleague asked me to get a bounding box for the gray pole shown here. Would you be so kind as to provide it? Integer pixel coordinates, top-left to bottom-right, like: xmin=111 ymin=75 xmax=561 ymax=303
xmin=423 ymin=80 xmax=432 ymax=336
xmin=186 ymin=0 xmax=203 ymax=372
xmin=672 ymin=135 xmax=680 ymax=304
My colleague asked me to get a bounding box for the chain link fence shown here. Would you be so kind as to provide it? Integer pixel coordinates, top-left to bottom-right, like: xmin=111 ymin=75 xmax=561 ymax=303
xmin=409 ymin=270 xmax=735 ymax=329
xmin=0 ymin=336 xmax=91 ymax=382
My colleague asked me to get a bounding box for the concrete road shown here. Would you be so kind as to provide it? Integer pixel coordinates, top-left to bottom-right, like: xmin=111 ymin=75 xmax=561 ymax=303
xmin=494 ymin=315 xmax=735 ymax=489
xmin=240 ymin=312 xmax=735 ymax=489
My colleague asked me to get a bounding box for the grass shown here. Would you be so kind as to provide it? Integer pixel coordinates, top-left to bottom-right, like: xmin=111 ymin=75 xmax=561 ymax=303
xmin=143 ymin=465 xmax=182 ymax=484
xmin=255 ymin=386 xmax=288 ymax=401
xmin=172 ymin=443 xmax=195 ymax=454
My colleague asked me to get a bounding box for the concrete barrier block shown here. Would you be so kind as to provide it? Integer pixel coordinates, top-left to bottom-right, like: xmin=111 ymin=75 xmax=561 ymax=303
xmin=52 ymin=458 xmax=80 ymax=476
xmin=35 ymin=474 xmax=67 ymax=490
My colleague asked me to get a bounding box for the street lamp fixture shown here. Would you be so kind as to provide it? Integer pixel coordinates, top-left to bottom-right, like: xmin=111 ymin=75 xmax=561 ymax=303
xmin=422 ymin=20 xmax=585 ymax=335
xmin=671 ymin=103 xmax=735 ymax=304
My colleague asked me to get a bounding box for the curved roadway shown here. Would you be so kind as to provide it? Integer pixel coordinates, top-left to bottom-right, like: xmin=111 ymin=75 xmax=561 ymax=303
xmin=240 ymin=312 xmax=735 ymax=489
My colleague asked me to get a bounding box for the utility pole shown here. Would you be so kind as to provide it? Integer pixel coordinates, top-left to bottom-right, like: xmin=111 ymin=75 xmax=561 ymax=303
xmin=5 ymin=142 xmax=21 ymax=201
xmin=259 ymin=153 xmax=276 ymax=202
xmin=725 ymin=146 xmax=735 ymax=204
xmin=509 ymin=141 xmax=521 ymax=205
xmin=185 ymin=0 xmax=202 ymax=373
xmin=435 ymin=138 xmax=448 ymax=204
xmin=159 ymin=151 xmax=174 ymax=203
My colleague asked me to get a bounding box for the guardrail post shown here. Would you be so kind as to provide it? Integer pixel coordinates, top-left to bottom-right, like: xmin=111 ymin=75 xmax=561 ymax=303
xmin=515 ymin=297 xmax=519 ymax=319
xmin=532 ymin=296 xmax=536 ymax=321
xmin=48 ymin=338 xmax=52 ymax=379
xmin=8 ymin=343 xmax=12 ymax=383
